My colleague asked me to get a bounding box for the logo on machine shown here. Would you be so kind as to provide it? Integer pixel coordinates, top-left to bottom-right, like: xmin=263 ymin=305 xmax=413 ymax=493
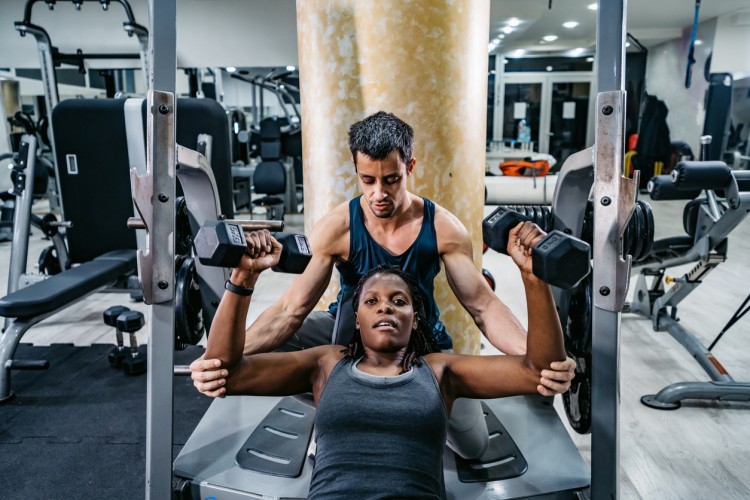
xmin=66 ymin=154 xmax=78 ymax=175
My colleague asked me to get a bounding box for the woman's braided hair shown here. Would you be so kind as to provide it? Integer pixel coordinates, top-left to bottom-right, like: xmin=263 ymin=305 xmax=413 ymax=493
xmin=342 ymin=265 xmax=439 ymax=373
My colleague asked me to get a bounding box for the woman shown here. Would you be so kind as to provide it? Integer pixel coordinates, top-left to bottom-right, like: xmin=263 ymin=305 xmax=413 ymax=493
xmin=199 ymin=222 xmax=566 ymax=499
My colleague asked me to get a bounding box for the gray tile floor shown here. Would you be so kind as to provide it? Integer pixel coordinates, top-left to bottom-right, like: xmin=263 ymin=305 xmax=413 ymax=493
xmin=1 ymin=197 xmax=749 ymax=499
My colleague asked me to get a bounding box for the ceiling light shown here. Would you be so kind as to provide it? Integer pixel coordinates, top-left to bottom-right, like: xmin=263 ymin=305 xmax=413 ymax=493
xmin=571 ymin=47 xmax=584 ymax=56
xmin=694 ymin=39 xmax=703 ymax=45
xmin=226 ymin=66 xmax=236 ymax=73
xmin=625 ymin=42 xmax=631 ymax=48
xmin=587 ymin=3 xmax=597 ymax=10
xmin=502 ymin=26 xmax=513 ymax=34
xmin=499 ymin=34 xmax=505 ymax=39
xmin=563 ymin=21 xmax=579 ymax=28
xmin=513 ymin=49 xmax=525 ymax=57
xmin=543 ymin=35 xmax=558 ymax=42
xmin=493 ymin=38 xmax=501 ymax=43
xmin=489 ymin=70 xmax=496 ymax=75
xmin=508 ymin=17 xmax=520 ymax=27
xmin=285 ymin=65 xmax=296 ymax=71
xmin=586 ymin=57 xmax=594 ymax=62
xmin=503 ymin=59 xmax=509 ymax=64
xmin=546 ymin=66 xmax=553 ymax=72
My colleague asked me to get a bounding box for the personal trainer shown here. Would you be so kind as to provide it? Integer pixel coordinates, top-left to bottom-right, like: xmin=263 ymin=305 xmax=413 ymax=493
xmin=191 ymin=111 xmax=576 ymax=459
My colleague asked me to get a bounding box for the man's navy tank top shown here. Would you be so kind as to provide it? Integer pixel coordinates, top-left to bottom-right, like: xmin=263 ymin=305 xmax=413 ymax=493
xmin=328 ymin=196 xmax=452 ymax=349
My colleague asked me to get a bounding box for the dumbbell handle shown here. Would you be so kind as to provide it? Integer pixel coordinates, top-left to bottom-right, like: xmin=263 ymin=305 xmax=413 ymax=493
xmin=127 ymin=217 xmax=284 ymax=232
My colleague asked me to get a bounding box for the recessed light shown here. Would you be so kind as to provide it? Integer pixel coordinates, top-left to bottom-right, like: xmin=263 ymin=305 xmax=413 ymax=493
xmin=513 ymin=49 xmax=525 ymax=57
xmin=508 ymin=17 xmax=520 ymax=27
xmin=286 ymin=65 xmax=296 ymax=71
xmin=226 ymin=66 xmax=236 ymax=73
xmin=543 ymin=35 xmax=558 ymax=42
xmin=493 ymin=38 xmax=501 ymax=44
xmin=502 ymin=26 xmax=513 ymax=34
xmin=490 ymin=70 xmax=496 ymax=75
xmin=563 ymin=21 xmax=579 ymax=28
xmin=571 ymin=47 xmax=584 ymax=56
xmin=586 ymin=57 xmax=594 ymax=62
xmin=499 ymin=34 xmax=505 ymax=39
xmin=695 ymin=39 xmax=703 ymax=45
xmin=625 ymin=42 xmax=631 ymax=48
xmin=546 ymin=66 xmax=553 ymax=72
xmin=587 ymin=3 xmax=597 ymax=10
xmin=503 ymin=59 xmax=509 ymax=64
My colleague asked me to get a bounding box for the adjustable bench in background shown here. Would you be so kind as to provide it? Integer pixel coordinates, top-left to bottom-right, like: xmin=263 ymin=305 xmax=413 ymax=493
xmin=0 ymin=97 xmax=234 ymax=402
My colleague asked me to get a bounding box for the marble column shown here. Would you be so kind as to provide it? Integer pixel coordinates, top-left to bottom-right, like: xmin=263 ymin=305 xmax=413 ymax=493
xmin=296 ymin=0 xmax=489 ymax=354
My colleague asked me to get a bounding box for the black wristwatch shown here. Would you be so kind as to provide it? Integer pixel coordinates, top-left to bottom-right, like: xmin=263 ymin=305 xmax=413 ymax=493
xmin=224 ymin=279 xmax=254 ymax=296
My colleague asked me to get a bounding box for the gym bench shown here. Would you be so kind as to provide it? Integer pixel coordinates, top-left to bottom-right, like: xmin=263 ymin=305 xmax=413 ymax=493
xmin=0 ymin=250 xmax=136 ymax=402
xmin=630 ymin=160 xmax=750 ymax=409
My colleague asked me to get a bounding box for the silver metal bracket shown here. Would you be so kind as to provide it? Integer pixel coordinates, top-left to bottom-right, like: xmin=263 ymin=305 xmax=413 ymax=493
xmin=129 ymin=90 xmax=176 ymax=305
xmin=593 ymin=90 xmax=638 ymax=312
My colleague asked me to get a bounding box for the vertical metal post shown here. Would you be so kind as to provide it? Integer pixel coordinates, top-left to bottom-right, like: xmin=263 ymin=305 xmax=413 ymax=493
xmin=145 ymin=1 xmax=176 ymax=499
xmin=592 ymin=1 xmax=633 ymax=498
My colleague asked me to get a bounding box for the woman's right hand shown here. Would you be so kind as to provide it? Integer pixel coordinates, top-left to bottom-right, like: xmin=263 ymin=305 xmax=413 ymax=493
xmin=190 ymin=356 xmax=229 ymax=397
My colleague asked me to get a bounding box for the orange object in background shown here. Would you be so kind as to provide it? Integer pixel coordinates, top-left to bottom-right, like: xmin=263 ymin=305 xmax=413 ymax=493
xmin=499 ymin=160 xmax=550 ymax=177
xmin=628 ymin=133 xmax=639 ymax=151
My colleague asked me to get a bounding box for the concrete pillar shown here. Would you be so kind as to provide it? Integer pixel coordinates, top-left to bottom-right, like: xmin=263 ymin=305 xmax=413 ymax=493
xmin=297 ymin=0 xmax=489 ymax=354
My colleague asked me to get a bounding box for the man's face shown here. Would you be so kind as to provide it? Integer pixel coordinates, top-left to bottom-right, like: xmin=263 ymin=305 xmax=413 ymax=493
xmin=355 ymin=150 xmax=414 ymax=219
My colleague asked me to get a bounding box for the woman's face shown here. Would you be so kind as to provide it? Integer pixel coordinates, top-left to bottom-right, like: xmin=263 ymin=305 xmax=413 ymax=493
xmin=355 ymin=273 xmax=417 ymax=352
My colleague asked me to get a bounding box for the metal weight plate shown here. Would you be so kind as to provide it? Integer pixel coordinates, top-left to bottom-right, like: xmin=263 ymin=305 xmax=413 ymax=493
xmin=562 ymin=274 xmax=593 ymax=434
xmin=174 ymin=256 xmax=205 ymax=350
xmin=637 ymin=200 xmax=655 ymax=261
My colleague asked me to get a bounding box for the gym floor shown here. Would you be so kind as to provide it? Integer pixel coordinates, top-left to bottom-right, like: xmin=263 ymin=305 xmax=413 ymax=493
xmin=1 ymin=197 xmax=749 ymax=499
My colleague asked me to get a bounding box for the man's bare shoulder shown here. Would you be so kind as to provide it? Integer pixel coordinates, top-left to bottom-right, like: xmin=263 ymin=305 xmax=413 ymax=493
xmin=431 ymin=202 xmax=471 ymax=244
xmin=308 ymin=200 xmax=352 ymax=256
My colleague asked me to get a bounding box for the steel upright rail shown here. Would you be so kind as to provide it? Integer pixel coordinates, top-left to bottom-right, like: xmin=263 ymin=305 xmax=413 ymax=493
xmin=591 ymin=0 xmax=636 ymax=498
xmin=136 ymin=1 xmax=176 ymax=498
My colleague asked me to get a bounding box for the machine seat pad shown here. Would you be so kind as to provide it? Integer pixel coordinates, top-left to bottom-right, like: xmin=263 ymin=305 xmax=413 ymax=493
xmin=0 ymin=250 xmax=136 ymax=319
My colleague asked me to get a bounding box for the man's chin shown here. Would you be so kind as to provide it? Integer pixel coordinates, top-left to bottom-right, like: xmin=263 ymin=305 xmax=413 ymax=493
xmin=369 ymin=205 xmax=395 ymax=218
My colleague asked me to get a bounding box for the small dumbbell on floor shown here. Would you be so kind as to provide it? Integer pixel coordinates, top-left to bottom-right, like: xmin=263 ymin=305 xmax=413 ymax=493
xmin=193 ymin=220 xmax=312 ymax=273
xmin=116 ymin=310 xmax=147 ymax=376
xmin=104 ymin=305 xmax=131 ymax=369
xmin=482 ymin=206 xmax=591 ymax=290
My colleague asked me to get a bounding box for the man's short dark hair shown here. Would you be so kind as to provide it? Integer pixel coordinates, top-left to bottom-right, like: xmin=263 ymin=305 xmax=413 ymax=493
xmin=348 ymin=111 xmax=414 ymax=166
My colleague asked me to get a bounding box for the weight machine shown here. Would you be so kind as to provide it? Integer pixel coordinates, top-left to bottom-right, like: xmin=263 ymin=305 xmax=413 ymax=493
xmin=139 ymin=0 xmax=635 ymax=498
xmin=629 ymin=140 xmax=750 ymax=409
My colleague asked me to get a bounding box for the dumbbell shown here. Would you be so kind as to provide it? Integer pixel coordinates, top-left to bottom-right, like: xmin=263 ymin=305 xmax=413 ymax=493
xmin=482 ymin=206 xmax=590 ymax=290
xmin=104 ymin=305 xmax=131 ymax=368
xmin=193 ymin=220 xmax=312 ymax=273
xmin=117 ymin=310 xmax=147 ymax=376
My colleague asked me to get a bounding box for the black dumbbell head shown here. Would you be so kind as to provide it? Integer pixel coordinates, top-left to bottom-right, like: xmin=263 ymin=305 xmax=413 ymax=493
xmin=116 ymin=310 xmax=145 ymax=333
xmin=122 ymin=353 xmax=147 ymax=376
xmin=194 ymin=220 xmax=247 ymax=267
xmin=532 ymin=230 xmax=591 ymax=290
xmin=103 ymin=305 xmax=131 ymax=327
xmin=271 ymin=232 xmax=312 ymax=274
xmin=482 ymin=207 xmax=530 ymax=255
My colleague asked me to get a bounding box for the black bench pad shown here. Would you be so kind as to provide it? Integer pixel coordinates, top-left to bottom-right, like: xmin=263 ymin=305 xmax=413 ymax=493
xmin=0 ymin=250 xmax=136 ymax=319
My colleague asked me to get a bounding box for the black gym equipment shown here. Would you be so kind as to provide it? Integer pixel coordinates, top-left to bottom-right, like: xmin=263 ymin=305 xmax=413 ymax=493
xmin=192 ymin=220 xmax=311 ymax=273
xmin=628 ymin=151 xmax=750 ymax=409
xmin=117 ymin=310 xmax=147 ymax=376
xmin=104 ymin=305 xmax=132 ymax=368
xmin=482 ymin=206 xmax=591 ymax=290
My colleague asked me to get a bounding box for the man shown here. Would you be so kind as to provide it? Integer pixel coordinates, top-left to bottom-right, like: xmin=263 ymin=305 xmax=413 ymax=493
xmin=192 ymin=111 xmax=575 ymax=459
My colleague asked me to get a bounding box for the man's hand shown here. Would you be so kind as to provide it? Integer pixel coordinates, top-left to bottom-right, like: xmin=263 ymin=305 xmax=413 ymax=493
xmin=537 ymin=357 xmax=576 ymax=396
xmin=190 ymin=356 xmax=229 ymax=398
